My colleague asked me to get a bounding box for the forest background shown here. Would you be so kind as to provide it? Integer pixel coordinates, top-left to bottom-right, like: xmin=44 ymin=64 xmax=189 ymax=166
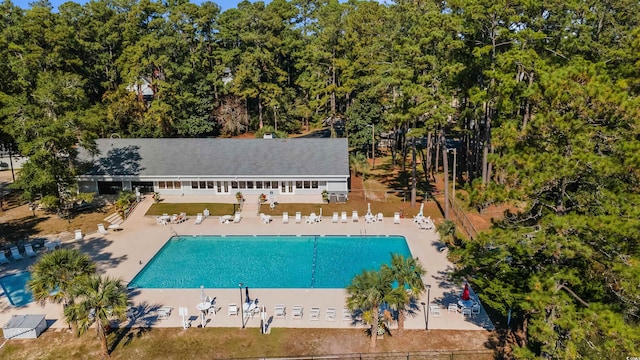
xmin=0 ymin=0 xmax=639 ymax=358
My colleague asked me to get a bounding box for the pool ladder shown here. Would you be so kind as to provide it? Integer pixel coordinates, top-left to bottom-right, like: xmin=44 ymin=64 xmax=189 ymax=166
xmin=310 ymin=236 xmax=318 ymax=288
xmin=169 ymin=227 xmax=178 ymax=237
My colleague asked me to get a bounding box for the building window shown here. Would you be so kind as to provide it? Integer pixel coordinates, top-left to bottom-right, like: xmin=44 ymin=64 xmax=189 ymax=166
xmin=272 ymin=181 xmax=279 ymax=189
xmin=312 ymin=181 xmax=319 ymax=189
xmin=303 ymin=181 xmax=311 ymax=189
xmin=256 ymin=181 xmax=263 ymax=189
xmin=191 ymin=181 xmax=198 ymax=189
xmin=296 ymin=181 xmax=302 ymax=189
xmin=239 ymin=181 xmax=246 ymax=189
xmin=231 ymin=181 xmax=238 ymax=189
xmin=199 ymin=181 xmax=206 ymax=189
xmin=158 ymin=181 xmax=166 ymax=189
xmin=247 ymin=181 xmax=254 ymax=189
xmin=207 ymin=181 xmax=214 ymax=189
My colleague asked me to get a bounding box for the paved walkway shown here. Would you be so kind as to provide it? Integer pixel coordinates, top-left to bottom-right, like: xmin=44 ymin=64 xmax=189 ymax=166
xmin=0 ymin=195 xmax=494 ymax=333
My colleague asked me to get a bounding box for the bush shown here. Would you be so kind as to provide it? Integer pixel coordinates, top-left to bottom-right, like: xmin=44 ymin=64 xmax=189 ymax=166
xmin=39 ymin=195 xmax=60 ymax=212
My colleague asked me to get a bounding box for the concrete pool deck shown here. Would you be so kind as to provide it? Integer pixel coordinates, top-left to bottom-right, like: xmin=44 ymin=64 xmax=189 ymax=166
xmin=0 ymin=195 xmax=494 ymax=332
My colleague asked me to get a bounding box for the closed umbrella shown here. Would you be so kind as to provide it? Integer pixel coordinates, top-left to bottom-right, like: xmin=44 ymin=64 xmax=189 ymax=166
xmin=461 ymin=283 xmax=470 ymax=301
xmin=245 ymin=286 xmax=250 ymax=303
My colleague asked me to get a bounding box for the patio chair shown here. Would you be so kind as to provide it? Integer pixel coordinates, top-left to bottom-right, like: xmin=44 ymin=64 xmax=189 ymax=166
xmin=331 ymin=212 xmax=339 ymax=223
xmin=462 ymin=307 xmax=472 ymax=317
xmin=448 ymin=303 xmax=459 ymax=313
xmin=194 ymin=213 xmax=203 ymax=224
xmin=177 ymin=212 xmax=188 ymax=223
xmin=309 ymin=307 xmax=321 ymax=321
xmin=295 ymin=212 xmax=302 ymax=223
xmin=393 ymin=212 xmax=401 ymax=224
xmin=97 ymin=223 xmax=109 ymax=235
xmin=292 ymin=305 xmax=303 ymax=320
xmin=342 ymin=307 xmax=352 ymax=321
xmin=338 ymin=194 xmax=347 ymax=203
xmin=341 ymin=211 xmax=348 ymax=223
xmin=282 ymin=212 xmax=289 ymax=223
xmin=157 ymin=306 xmax=173 ymax=319
xmin=233 ymin=212 xmax=242 ymax=223
xmin=228 ymin=303 xmax=238 ymax=316
xmin=430 ymin=305 xmax=442 ymax=318
xmin=326 ymin=307 xmax=337 ymax=321
xmin=352 ymin=210 xmax=359 ymax=222
xmin=274 ymin=304 xmax=286 ymax=319
xmin=24 ymin=243 xmax=37 ymax=257
xmin=260 ymin=213 xmax=271 ymax=224
xmin=75 ymin=229 xmax=84 ymax=240
xmin=0 ymin=252 xmax=9 ymax=264
xmin=472 ymin=304 xmax=481 ymax=315
xmin=10 ymin=246 xmax=23 ymax=261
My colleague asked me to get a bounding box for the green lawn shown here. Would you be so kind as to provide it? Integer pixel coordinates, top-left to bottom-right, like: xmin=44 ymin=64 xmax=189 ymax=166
xmin=146 ymin=203 xmax=236 ymax=216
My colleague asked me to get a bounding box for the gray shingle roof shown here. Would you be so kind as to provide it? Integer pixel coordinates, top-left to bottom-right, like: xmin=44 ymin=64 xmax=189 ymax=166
xmin=78 ymin=138 xmax=349 ymax=177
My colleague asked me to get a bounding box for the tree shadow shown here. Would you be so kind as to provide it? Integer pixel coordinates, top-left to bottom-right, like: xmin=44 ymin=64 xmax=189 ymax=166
xmin=0 ymin=216 xmax=48 ymax=245
xmin=109 ymin=300 xmax=162 ymax=354
xmin=83 ymin=145 xmax=144 ymax=176
xmin=70 ymin=236 xmax=128 ymax=269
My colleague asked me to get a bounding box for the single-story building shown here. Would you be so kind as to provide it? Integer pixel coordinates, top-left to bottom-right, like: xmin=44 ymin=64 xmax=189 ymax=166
xmin=3 ymin=314 xmax=47 ymax=339
xmin=76 ymin=138 xmax=350 ymax=197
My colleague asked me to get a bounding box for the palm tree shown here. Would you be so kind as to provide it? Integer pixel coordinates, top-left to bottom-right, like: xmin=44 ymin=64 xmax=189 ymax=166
xmin=64 ymin=275 xmax=129 ymax=358
xmin=28 ymin=249 xmax=96 ymax=308
xmin=349 ymin=152 xmax=369 ymax=178
xmin=382 ymin=254 xmax=426 ymax=332
xmin=346 ymin=269 xmax=392 ymax=350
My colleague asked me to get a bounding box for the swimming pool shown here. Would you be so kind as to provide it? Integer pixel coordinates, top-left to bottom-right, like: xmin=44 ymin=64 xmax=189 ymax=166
xmin=0 ymin=272 xmax=33 ymax=307
xmin=129 ymin=235 xmax=411 ymax=289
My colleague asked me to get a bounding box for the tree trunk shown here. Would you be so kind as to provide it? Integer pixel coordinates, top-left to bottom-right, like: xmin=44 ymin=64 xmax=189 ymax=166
xmin=441 ymin=129 xmax=449 ymax=219
xmin=96 ymin=318 xmax=110 ymax=358
xmin=370 ymin=310 xmax=379 ymax=350
xmin=397 ymin=309 xmax=405 ymax=331
xmin=411 ymin=141 xmax=417 ymax=207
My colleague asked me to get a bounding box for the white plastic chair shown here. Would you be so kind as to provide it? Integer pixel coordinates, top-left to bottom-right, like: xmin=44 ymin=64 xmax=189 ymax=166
xmin=393 ymin=212 xmax=401 ymax=224
xmin=448 ymin=303 xmax=459 ymax=313
xmin=462 ymin=307 xmax=472 ymax=317
xmin=326 ymin=307 xmax=336 ymax=321
xmin=282 ymin=212 xmax=289 ymax=224
xmin=341 ymin=211 xmax=348 ymax=223
xmin=332 ymin=212 xmax=339 ymax=223
xmin=309 ymin=307 xmax=321 ymax=321
xmin=352 ymin=211 xmax=359 ymax=222
xmin=274 ymin=304 xmax=286 ymax=319
xmin=430 ymin=305 xmax=442 ymax=317
xmin=228 ymin=303 xmax=238 ymax=316
xmin=10 ymin=247 xmax=23 ymax=261
xmin=292 ymin=305 xmax=303 ymax=320
xmin=295 ymin=212 xmax=302 ymax=223
xmin=194 ymin=213 xmax=203 ymax=224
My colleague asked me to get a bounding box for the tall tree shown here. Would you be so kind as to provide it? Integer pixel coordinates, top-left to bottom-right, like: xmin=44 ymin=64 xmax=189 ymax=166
xmin=64 ymin=274 xmax=129 ymax=358
xmin=346 ymin=268 xmax=392 ymax=350
xmin=382 ymin=254 xmax=426 ymax=332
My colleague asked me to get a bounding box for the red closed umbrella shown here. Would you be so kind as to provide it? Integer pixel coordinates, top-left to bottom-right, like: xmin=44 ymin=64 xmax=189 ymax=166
xmin=461 ymin=283 xmax=470 ymax=301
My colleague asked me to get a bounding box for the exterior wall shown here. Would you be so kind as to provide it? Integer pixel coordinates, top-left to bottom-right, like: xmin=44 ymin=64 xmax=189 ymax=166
xmin=78 ymin=176 xmax=349 ymax=196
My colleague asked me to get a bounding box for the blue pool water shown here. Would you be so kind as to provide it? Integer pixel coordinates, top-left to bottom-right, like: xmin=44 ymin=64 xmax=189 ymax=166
xmin=129 ymin=235 xmax=412 ymax=289
xmin=0 ymin=272 xmax=33 ymax=306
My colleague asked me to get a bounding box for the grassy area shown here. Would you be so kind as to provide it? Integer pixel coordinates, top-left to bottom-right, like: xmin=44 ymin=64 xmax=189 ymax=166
xmin=145 ymin=203 xmax=236 ymax=216
xmin=0 ymin=327 xmax=494 ymax=359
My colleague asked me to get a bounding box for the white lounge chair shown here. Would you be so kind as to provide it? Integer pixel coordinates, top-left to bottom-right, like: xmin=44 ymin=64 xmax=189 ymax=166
xmin=203 ymin=208 xmax=210 ymax=218
xmin=326 ymin=307 xmax=336 ymax=321
xmin=228 ymin=303 xmax=238 ymax=316
xmin=352 ymin=211 xmax=359 ymax=222
xmin=274 ymin=304 xmax=286 ymax=319
xmin=97 ymin=223 xmax=109 ymax=235
xmin=341 ymin=211 xmax=348 ymax=223
xmin=0 ymin=252 xmax=9 ymax=264
xmin=331 ymin=212 xmax=339 ymax=223
xmin=462 ymin=307 xmax=472 ymax=317
xmin=75 ymin=229 xmax=83 ymax=240
xmin=158 ymin=306 xmax=173 ymax=319
xmin=10 ymin=246 xmax=23 ymax=261
xmin=292 ymin=305 xmax=303 ymax=320
xmin=448 ymin=303 xmax=459 ymax=313
xmin=282 ymin=212 xmax=289 ymax=224
xmin=430 ymin=305 xmax=442 ymax=317
xmin=376 ymin=213 xmax=384 ymax=222
xmin=393 ymin=212 xmax=401 ymax=224
xmin=194 ymin=213 xmax=203 ymax=224
xmin=233 ymin=212 xmax=242 ymax=223
xmin=295 ymin=212 xmax=302 ymax=223
xmin=309 ymin=307 xmax=321 ymax=321
xmin=24 ymin=243 xmax=37 ymax=257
